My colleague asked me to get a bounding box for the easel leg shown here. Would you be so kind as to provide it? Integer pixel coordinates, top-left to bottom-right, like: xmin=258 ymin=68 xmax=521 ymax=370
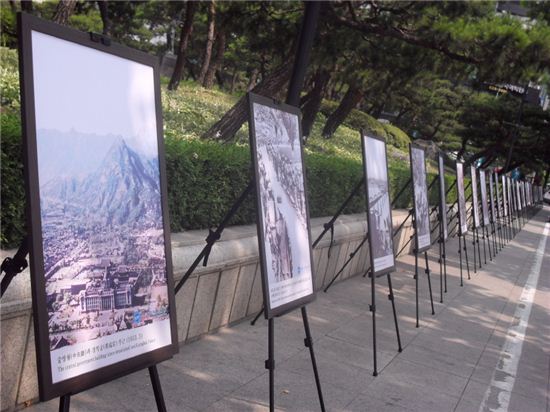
xmin=301 ymin=307 xmax=326 ymax=412
xmin=266 ymin=318 xmax=275 ymax=412
xmin=443 ymin=240 xmax=447 ymax=293
xmin=464 ymin=237 xmax=471 ymax=280
xmin=458 ymin=235 xmax=464 ymax=287
xmin=387 ymin=273 xmax=402 ymax=352
xmin=484 ymin=226 xmax=487 ymax=265
xmin=149 ymin=365 xmax=167 ymax=412
xmin=439 ymin=239 xmax=443 ymax=303
xmin=251 ymin=305 xmax=265 ymax=326
xmin=476 ymin=229 xmax=482 ymax=268
xmin=367 ymin=268 xmax=377 ymax=376
xmin=472 ymin=231 xmax=477 ymax=274
xmin=424 ymin=252 xmax=435 ymax=315
xmin=59 ymin=394 xmax=70 ymax=412
xmin=414 ymin=249 xmax=419 ymax=328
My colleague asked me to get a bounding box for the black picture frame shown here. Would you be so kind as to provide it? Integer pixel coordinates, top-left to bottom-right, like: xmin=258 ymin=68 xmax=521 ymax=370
xmin=470 ymin=165 xmax=481 ymax=229
xmin=456 ymin=162 xmax=468 ymax=236
xmin=361 ymin=133 xmax=396 ymax=277
xmin=479 ymin=169 xmax=490 ymax=227
xmin=18 ymin=13 xmax=178 ymax=401
xmin=437 ymin=153 xmax=448 ymax=241
xmin=409 ymin=144 xmax=431 ymax=253
xmin=247 ymin=92 xmax=316 ymax=320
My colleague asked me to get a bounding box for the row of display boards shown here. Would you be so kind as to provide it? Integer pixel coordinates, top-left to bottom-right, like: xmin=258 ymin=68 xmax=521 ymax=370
xmin=10 ymin=14 xmax=545 ymax=412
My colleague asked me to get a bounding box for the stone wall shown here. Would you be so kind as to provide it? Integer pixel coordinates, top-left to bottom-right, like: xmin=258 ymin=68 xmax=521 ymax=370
xmin=0 ymin=208 xmax=457 ymax=411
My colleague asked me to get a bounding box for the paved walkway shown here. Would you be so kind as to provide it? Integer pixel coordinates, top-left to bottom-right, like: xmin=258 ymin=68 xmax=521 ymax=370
xmin=26 ymin=207 xmax=550 ymax=412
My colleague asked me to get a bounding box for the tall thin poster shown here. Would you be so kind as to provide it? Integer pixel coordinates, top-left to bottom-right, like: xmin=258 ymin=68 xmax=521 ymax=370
xmin=488 ymin=171 xmax=497 ymax=223
xmin=362 ymin=133 xmax=396 ymax=276
xmin=479 ymin=169 xmax=490 ymax=226
xmin=410 ymin=144 xmax=431 ymax=252
xmin=502 ymin=175 xmax=508 ymax=217
xmin=456 ymin=162 xmax=468 ymax=235
xmin=471 ymin=166 xmax=481 ymax=229
xmin=438 ymin=153 xmax=448 ymax=240
xmin=248 ymin=93 xmax=315 ymax=319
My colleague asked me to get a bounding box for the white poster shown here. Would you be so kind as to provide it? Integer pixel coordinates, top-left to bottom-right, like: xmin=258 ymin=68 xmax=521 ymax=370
xmin=516 ymin=181 xmax=522 ymax=211
xmin=502 ymin=175 xmax=508 ymax=217
xmin=479 ymin=170 xmax=490 ymax=226
xmin=250 ymin=99 xmax=314 ymax=313
xmin=410 ymin=145 xmax=431 ymax=251
xmin=363 ymin=134 xmax=395 ymax=274
xmin=438 ymin=154 xmax=448 ymax=240
xmin=471 ymin=166 xmax=481 ymax=229
xmin=489 ymin=171 xmax=497 ymax=223
xmin=456 ymin=163 xmax=468 ymax=235
xmin=31 ymin=31 xmax=173 ymax=384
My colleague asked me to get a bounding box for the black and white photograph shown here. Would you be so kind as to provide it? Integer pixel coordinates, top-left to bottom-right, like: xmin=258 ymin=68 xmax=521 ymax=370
xmin=438 ymin=154 xmax=448 ymax=240
xmin=19 ymin=15 xmax=177 ymax=399
xmin=248 ymin=94 xmax=314 ymax=317
xmin=479 ymin=169 xmax=490 ymax=226
xmin=471 ymin=166 xmax=481 ymax=229
xmin=489 ymin=171 xmax=497 ymax=223
xmin=516 ymin=180 xmax=522 ymax=211
xmin=502 ymin=175 xmax=509 ymax=217
xmin=410 ymin=145 xmax=431 ymax=251
xmin=456 ymin=162 xmax=468 ymax=235
xmin=363 ymin=134 xmax=395 ymax=275
xmin=495 ymin=172 xmax=502 ymax=219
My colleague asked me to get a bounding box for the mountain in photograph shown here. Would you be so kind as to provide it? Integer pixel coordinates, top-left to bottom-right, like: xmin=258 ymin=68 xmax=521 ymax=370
xmin=41 ymin=136 xmax=162 ymax=228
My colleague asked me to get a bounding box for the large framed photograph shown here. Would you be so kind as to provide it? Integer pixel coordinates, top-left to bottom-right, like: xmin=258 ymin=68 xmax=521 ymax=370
xmin=507 ymin=177 xmax=514 ymax=215
xmin=410 ymin=144 xmax=431 ymax=252
xmin=248 ymin=93 xmax=315 ymax=319
xmin=18 ymin=14 xmax=177 ymax=400
xmin=362 ymin=133 xmax=396 ymax=276
xmin=470 ymin=166 xmax=481 ymax=229
xmin=456 ymin=162 xmax=468 ymax=235
xmin=438 ymin=153 xmax=448 ymax=240
xmin=502 ymin=175 xmax=508 ymax=217
xmin=488 ymin=171 xmax=497 ymax=223
xmin=495 ymin=172 xmax=502 ymax=218
xmin=479 ymin=169 xmax=490 ymax=227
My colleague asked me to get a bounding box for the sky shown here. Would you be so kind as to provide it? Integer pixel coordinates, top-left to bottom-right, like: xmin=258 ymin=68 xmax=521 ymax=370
xmin=31 ymin=31 xmax=159 ymax=157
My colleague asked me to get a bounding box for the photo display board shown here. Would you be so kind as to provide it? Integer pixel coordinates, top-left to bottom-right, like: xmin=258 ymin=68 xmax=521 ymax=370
xmin=410 ymin=145 xmax=431 ymax=252
xmin=438 ymin=154 xmax=448 ymax=240
xmin=362 ymin=133 xmax=396 ymax=276
xmin=471 ymin=166 xmax=481 ymax=229
xmin=248 ymin=93 xmax=315 ymax=319
xmin=516 ymin=181 xmax=522 ymax=211
xmin=508 ymin=177 xmax=514 ymax=214
xmin=488 ymin=171 xmax=497 ymax=223
xmin=18 ymin=14 xmax=177 ymax=400
xmin=495 ymin=172 xmax=502 ymax=218
xmin=502 ymin=175 xmax=509 ymax=217
xmin=456 ymin=162 xmax=468 ymax=235
xmin=479 ymin=170 xmax=490 ymax=226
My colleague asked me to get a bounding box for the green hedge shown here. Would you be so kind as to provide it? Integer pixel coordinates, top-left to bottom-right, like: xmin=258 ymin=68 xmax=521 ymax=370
xmin=0 ymin=113 xmax=458 ymax=249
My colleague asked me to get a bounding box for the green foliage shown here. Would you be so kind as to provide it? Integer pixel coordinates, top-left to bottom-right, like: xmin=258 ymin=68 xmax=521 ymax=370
xmin=0 ymin=47 xmax=20 ymax=112
xmin=382 ymin=123 xmax=411 ymax=149
xmin=0 ymin=113 xmax=26 ymax=248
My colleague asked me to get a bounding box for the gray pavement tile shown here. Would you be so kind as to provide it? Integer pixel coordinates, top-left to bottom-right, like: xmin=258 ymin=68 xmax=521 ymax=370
xmin=228 ymin=369 xmax=356 ymax=411
xmin=378 ymin=358 xmax=469 ymax=398
xmin=359 ymin=374 xmax=460 ymax=412
xmin=343 ymin=392 xmax=413 ymax=412
xmin=207 ymin=396 xmax=270 ymax=411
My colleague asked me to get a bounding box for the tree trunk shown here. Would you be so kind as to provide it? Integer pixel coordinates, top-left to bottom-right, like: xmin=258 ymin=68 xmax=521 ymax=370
xmin=203 ymin=64 xmax=293 ymax=141
xmin=52 ymin=0 xmax=77 ymax=25
xmin=168 ymin=1 xmax=198 ymax=91
xmin=198 ymin=1 xmax=216 ymax=85
xmin=97 ymin=0 xmax=111 ymax=36
xmin=395 ymin=107 xmax=411 ymax=123
xmin=203 ymin=28 xmax=225 ymax=89
xmin=322 ymin=85 xmax=363 ymax=138
xmin=247 ymin=68 xmax=259 ymax=91
xmin=302 ymin=69 xmax=331 ymax=138
xmin=20 ymin=0 xmax=33 ymax=12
